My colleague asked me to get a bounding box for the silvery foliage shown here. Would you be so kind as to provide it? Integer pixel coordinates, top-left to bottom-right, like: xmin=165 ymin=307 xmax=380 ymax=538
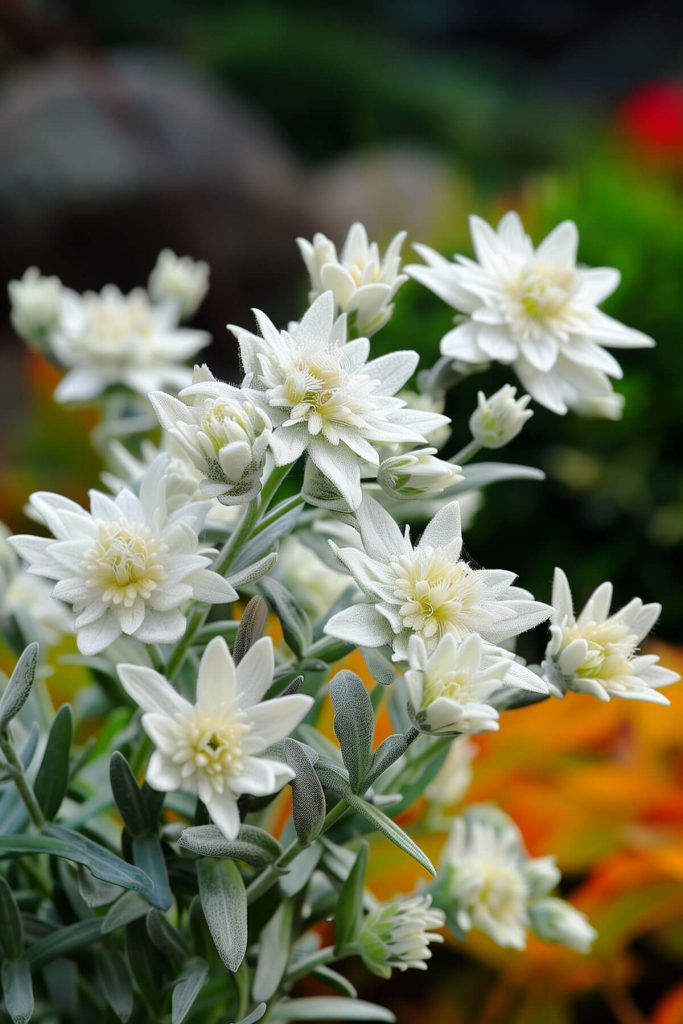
xmin=0 ymin=219 xmax=673 ymax=1024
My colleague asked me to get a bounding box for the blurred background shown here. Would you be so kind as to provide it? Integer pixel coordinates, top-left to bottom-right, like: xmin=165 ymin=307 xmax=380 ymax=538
xmin=0 ymin=2 xmax=682 ymax=1022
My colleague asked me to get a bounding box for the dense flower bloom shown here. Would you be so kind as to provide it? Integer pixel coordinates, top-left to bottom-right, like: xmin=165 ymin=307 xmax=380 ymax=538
xmin=148 ymin=249 xmax=209 ymax=319
xmin=407 ymin=212 xmax=654 ymax=414
xmin=325 ymin=495 xmax=550 ymax=661
xmin=230 ymin=292 xmax=448 ymax=509
xmin=118 ymin=637 xmax=313 ymax=839
xmin=297 ymin=222 xmax=407 ymax=336
xmin=51 ymin=286 xmax=209 ymax=402
xmin=469 ymin=384 xmax=533 ymax=449
xmin=529 ymin=898 xmax=597 ymax=953
xmin=8 ymin=457 xmax=236 ymax=655
xmin=151 ymin=366 xmax=272 ymax=506
xmin=442 ymin=811 xmax=561 ymax=950
xmin=358 ymin=895 xmax=445 ymax=977
xmin=0 ymin=524 xmax=72 ymax=645
xmin=8 ymin=267 xmax=62 ymax=347
xmin=405 ymin=633 xmax=547 ymax=735
xmin=378 ymin=448 xmax=462 ymax=500
xmin=543 ymin=567 xmax=679 ymax=703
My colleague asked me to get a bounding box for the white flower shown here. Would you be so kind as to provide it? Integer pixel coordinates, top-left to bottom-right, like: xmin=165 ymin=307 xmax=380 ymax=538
xmin=358 ymin=895 xmax=445 ymax=978
xmin=325 ymin=495 xmax=551 ymax=661
xmin=297 ymin=223 xmax=407 ymax=336
xmin=424 ymin=737 xmax=476 ymax=805
xmin=51 ymin=286 xmax=209 ymax=403
xmin=398 ymin=390 xmax=452 ymax=450
xmin=229 ymin=292 xmax=448 ymax=510
xmin=404 ymin=633 xmax=547 ymax=735
xmin=276 ymin=536 xmax=350 ymax=619
xmin=571 ymin=392 xmax=625 ymax=421
xmin=407 ymin=212 xmax=654 ymax=414
xmin=469 ymin=384 xmax=533 ymax=449
xmin=8 ymin=267 xmax=63 ymax=347
xmin=442 ymin=812 xmax=558 ymax=950
xmin=0 ymin=524 xmax=72 ymax=645
xmin=150 ymin=366 xmax=272 ymax=506
xmin=543 ymin=568 xmax=679 ymax=704
xmin=118 ymin=636 xmax=313 ymax=839
xmin=529 ymin=898 xmax=596 ymax=954
xmin=8 ymin=457 xmax=236 ymax=655
xmin=378 ymin=448 xmax=462 ymax=500
xmin=148 ymin=249 xmax=209 ymax=320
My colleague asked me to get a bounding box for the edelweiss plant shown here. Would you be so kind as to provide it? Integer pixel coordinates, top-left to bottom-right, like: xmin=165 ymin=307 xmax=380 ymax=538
xmin=0 ymin=223 xmax=676 ymax=1024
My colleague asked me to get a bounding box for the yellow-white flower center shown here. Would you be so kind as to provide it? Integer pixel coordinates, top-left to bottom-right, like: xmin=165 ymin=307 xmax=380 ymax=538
xmin=200 ymin=398 xmax=255 ymax=453
xmin=169 ymin=709 xmax=249 ymax=790
xmin=86 ymin=522 xmax=168 ymax=607
xmin=82 ymin=293 xmax=155 ymax=361
xmin=347 ymin=256 xmax=380 ymax=287
xmin=270 ymin=348 xmax=370 ymax=438
xmin=500 ymin=264 xmax=579 ymax=343
xmin=392 ymin=551 xmax=484 ymax=646
xmin=561 ymin=618 xmax=637 ymax=682
xmin=423 ymin=670 xmax=474 ymax=706
xmin=475 ymin=859 xmax=528 ymax=923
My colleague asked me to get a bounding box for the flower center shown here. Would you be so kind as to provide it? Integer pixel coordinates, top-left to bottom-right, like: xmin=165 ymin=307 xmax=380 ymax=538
xmin=392 ymin=550 xmax=484 ymax=647
xmin=423 ymin=670 xmax=472 ymax=706
xmin=200 ymin=397 xmax=255 ymax=453
xmin=172 ymin=710 xmax=249 ymax=788
xmin=499 ymin=264 xmax=579 ymax=344
xmin=561 ymin=619 xmax=637 ymax=681
xmin=347 ymin=257 xmax=380 ymax=287
xmin=83 ymin=292 xmax=155 ymax=361
xmin=477 ymin=861 xmax=528 ymax=922
xmin=86 ymin=522 xmax=168 ymax=607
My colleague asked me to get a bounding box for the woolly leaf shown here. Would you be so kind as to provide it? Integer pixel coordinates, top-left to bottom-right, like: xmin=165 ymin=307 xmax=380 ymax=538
xmin=94 ymin=948 xmax=134 ymax=1023
xmin=346 ymin=795 xmax=435 ymax=877
xmin=34 ymin=704 xmax=72 ymax=820
xmin=197 ymin=859 xmax=247 ymax=972
xmin=330 ymin=671 xmax=374 ymax=793
xmin=0 ymin=643 xmax=39 ymax=729
xmin=172 ymin=957 xmax=208 ymax=1024
xmin=1 ymin=958 xmax=34 ymax=1024
xmin=179 ymin=824 xmax=281 ymax=866
xmin=259 ymin=577 xmax=312 ymax=659
xmin=270 ymin=997 xmax=395 ymax=1021
xmin=283 ymin=738 xmax=326 ymax=847
xmin=252 ymin=900 xmax=294 ymax=1002
xmin=334 ymin=841 xmax=368 ymax=953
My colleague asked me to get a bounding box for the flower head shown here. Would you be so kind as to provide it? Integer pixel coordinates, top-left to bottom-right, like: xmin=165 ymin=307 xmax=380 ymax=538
xmin=325 ymin=495 xmax=550 ymax=661
xmin=405 ymin=632 xmax=547 ymax=735
xmin=0 ymin=524 xmax=72 ymax=645
xmin=469 ymin=384 xmax=533 ymax=449
xmin=8 ymin=267 xmax=63 ymax=348
xmin=543 ymin=567 xmax=679 ymax=703
xmin=297 ymin=223 xmax=407 ymax=335
xmin=407 ymin=212 xmax=654 ymax=414
xmin=51 ymin=285 xmax=209 ymax=402
xmin=378 ymin=448 xmax=462 ymax=500
xmin=118 ymin=636 xmax=313 ymax=839
xmin=358 ymin=895 xmax=445 ymax=978
xmin=151 ymin=366 xmax=272 ymax=506
xmin=148 ymin=249 xmax=209 ymax=319
xmin=229 ymin=292 xmax=448 ymax=509
xmin=529 ymin=898 xmax=597 ymax=954
xmin=9 ymin=457 xmax=236 ymax=655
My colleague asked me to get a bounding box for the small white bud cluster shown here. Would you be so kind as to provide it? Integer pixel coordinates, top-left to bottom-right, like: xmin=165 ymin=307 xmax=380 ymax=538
xmin=148 ymin=249 xmax=209 ymax=319
xmin=378 ymin=448 xmax=462 ymax=499
xmin=358 ymin=895 xmax=445 ymax=978
xmin=469 ymin=384 xmax=533 ymax=449
xmin=8 ymin=267 xmax=63 ymax=348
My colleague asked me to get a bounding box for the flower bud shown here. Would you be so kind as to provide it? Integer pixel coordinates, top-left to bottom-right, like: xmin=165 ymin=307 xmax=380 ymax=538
xmin=358 ymin=895 xmax=445 ymax=978
xmin=570 ymin=392 xmax=624 ymax=421
xmin=522 ymin=856 xmax=561 ymax=898
xmin=529 ymin=898 xmax=597 ymax=953
xmin=8 ymin=267 xmax=62 ymax=348
xmin=148 ymin=249 xmax=209 ymax=319
xmin=469 ymin=385 xmax=533 ymax=449
xmin=378 ymin=448 xmax=462 ymax=500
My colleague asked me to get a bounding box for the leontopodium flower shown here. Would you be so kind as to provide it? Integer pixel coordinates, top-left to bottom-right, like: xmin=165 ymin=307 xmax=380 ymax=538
xmin=469 ymin=384 xmax=533 ymax=449
xmin=529 ymin=898 xmax=597 ymax=954
xmin=377 ymin=448 xmax=462 ymax=500
xmin=297 ymin=222 xmax=407 ymax=336
xmin=8 ymin=457 xmax=236 ymax=655
xmin=50 ymin=285 xmax=209 ymax=402
xmin=543 ymin=567 xmax=679 ymax=703
xmin=150 ymin=366 xmax=272 ymax=506
xmin=407 ymin=212 xmax=654 ymax=414
xmin=358 ymin=895 xmax=445 ymax=977
xmin=404 ymin=633 xmax=547 ymax=735
xmin=8 ymin=267 xmax=63 ymax=348
xmin=229 ymin=292 xmax=448 ymax=510
xmin=0 ymin=524 xmax=72 ymax=645
xmin=441 ymin=810 xmax=562 ymax=950
xmin=148 ymin=249 xmax=210 ymax=320
xmin=325 ymin=495 xmax=550 ymax=661
xmin=118 ymin=636 xmax=313 ymax=839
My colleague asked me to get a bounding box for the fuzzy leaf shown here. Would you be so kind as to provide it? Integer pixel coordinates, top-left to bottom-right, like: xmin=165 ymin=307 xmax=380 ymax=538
xmin=34 ymin=704 xmax=72 ymax=821
xmin=365 ymin=734 xmax=410 ymax=789
xmin=77 ymin=866 xmax=123 ymax=908
xmin=26 ymin=918 xmax=102 ymax=969
xmin=259 ymin=577 xmax=312 ymax=659
xmin=94 ymin=948 xmax=134 ymax=1023
xmin=270 ymin=997 xmax=395 ymax=1021
xmin=197 ymin=859 xmax=247 ymax=972
xmin=172 ymin=957 xmax=208 ymax=1024
xmin=334 ymin=842 xmax=368 ymax=953
xmin=310 ymin=966 xmax=357 ymax=998
xmin=146 ymin=909 xmax=189 ymax=966
xmin=231 ymin=1005 xmax=266 ymax=1024
xmin=232 ymin=597 xmax=269 ymax=666
xmin=252 ymin=900 xmax=294 ymax=1002
xmin=1 ymin=958 xmax=34 ymax=1024
xmin=232 ymin=503 xmax=303 ymax=571
xmin=0 ymin=643 xmax=39 ymax=729
xmin=346 ymin=795 xmax=435 ymax=877
xmin=330 ymin=671 xmax=374 ymax=793
xmin=179 ymin=824 xmax=281 ymax=866
xmin=0 ymin=876 xmax=23 ymax=959
xmin=283 ymin=738 xmax=326 ymax=847
xmin=109 ymin=752 xmax=151 ymax=839
xmin=102 ymin=891 xmax=150 ymax=934
xmin=229 ymin=552 xmax=278 ymax=590
xmin=132 ymin=835 xmax=171 ymax=910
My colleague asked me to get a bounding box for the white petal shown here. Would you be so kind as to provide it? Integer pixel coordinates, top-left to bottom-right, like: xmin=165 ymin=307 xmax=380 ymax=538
xmin=118 ymin=664 xmax=190 ymax=716
xmin=245 ymin=694 xmax=313 ymax=749
xmin=206 ymin=793 xmax=241 ymax=841
xmin=235 ymin=636 xmax=274 ymax=706
xmin=418 ymin=501 xmax=461 ymax=552
xmin=324 ymin=603 xmax=393 ymax=648
xmin=197 ymin=637 xmax=236 ymax=710
xmin=146 ymin=751 xmax=183 ymax=791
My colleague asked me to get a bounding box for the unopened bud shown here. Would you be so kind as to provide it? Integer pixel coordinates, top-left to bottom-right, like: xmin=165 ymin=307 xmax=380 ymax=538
xmin=469 ymin=385 xmax=532 ymax=449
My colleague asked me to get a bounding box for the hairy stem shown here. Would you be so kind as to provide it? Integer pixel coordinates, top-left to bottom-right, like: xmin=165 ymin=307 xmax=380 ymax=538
xmin=0 ymin=727 xmax=45 ymax=829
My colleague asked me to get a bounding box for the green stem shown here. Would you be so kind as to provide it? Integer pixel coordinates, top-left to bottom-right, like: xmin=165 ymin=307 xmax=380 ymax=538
xmin=284 ymin=945 xmax=341 ymax=983
xmin=451 ymin=439 xmax=482 ymax=465
xmin=252 ymin=494 xmax=304 ymax=536
xmin=0 ymin=728 xmax=45 ymax=829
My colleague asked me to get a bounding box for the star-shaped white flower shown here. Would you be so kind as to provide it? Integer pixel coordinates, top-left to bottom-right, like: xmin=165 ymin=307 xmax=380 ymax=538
xmin=324 ymin=495 xmax=551 ymax=661
xmin=118 ymin=637 xmax=313 ymax=839
xmin=543 ymin=567 xmax=679 ymax=703
xmin=228 ymin=292 xmax=448 ymax=509
xmin=9 ymin=457 xmax=236 ymax=655
xmin=407 ymin=212 xmax=654 ymax=414
xmin=51 ymin=285 xmax=209 ymax=402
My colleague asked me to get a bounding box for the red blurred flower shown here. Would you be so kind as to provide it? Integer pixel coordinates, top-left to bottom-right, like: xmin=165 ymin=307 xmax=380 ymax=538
xmin=620 ymin=81 xmax=683 ymax=157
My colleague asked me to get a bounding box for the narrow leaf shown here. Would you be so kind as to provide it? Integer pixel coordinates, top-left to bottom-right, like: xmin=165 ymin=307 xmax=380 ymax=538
xmin=229 ymin=552 xmax=278 ymax=590
xmin=259 ymin=577 xmax=312 ymax=659
xmin=365 ymin=734 xmax=410 ymax=789
xmin=34 ymin=704 xmax=72 ymax=820
xmin=146 ymin=909 xmax=190 ymax=966
xmin=95 ymin=948 xmax=134 ymax=1023
xmin=330 ymin=671 xmax=374 ymax=793
xmin=77 ymin=866 xmax=123 ymax=908
xmin=132 ymin=834 xmax=171 ymax=910
xmin=270 ymin=997 xmax=395 ymax=1021
xmin=0 ymin=876 xmax=24 ymax=958
xmin=197 ymin=859 xmax=247 ymax=972
xmin=102 ymin=891 xmax=150 ymax=934
xmin=1 ymin=958 xmax=34 ymax=1024
xmin=283 ymin=739 xmax=326 ymax=847
xmin=311 ymin=966 xmax=357 ymax=998
xmin=334 ymin=842 xmax=368 ymax=953
xmin=346 ymin=795 xmax=435 ymax=877
xmin=0 ymin=643 xmax=39 ymax=728
xmin=179 ymin=824 xmax=281 ymax=866
xmin=110 ymin=752 xmax=151 ymax=838
xmin=125 ymin=918 xmax=162 ymax=1006
xmin=232 ymin=502 xmax=302 ymax=570
xmin=172 ymin=957 xmax=208 ymax=1024
xmin=26 ymin=918 xmax=102 ymax=969
xmin=231 ymin=1005 xmax=266 ymax=1024
xmin=252 ymin=900 xmax=294 ymax=1002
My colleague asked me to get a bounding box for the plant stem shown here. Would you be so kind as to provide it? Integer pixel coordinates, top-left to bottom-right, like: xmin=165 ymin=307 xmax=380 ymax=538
xmin=451 ymin=439 xmax=482 ymax=465
xmin=0 ymin=728 xmax=45 ymax=829
xmin=284 ymin=945 xmax=340 ymax=983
